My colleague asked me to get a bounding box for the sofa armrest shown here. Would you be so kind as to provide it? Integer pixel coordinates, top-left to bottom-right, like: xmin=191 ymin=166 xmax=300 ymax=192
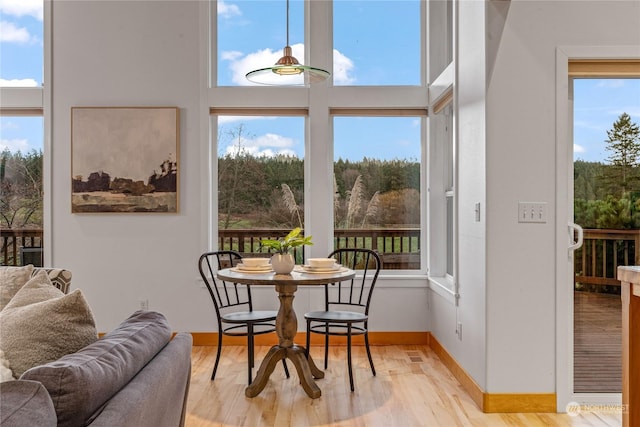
xmin=21 ymin=311 xmax=172 ymax=427
xmin=87 ymin=333 xmax=193 ymax=427
xmin=0 ymin=380 xmax=57 ymax=427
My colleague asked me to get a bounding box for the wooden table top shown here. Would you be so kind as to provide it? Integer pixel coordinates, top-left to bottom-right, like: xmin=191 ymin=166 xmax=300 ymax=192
xmin=217 ymin=265 xmax=355 ymax=286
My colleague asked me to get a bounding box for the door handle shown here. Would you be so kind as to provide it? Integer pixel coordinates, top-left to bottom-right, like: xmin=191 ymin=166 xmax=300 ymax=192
xmin=568 ymin=222 xmax=583 ymax=251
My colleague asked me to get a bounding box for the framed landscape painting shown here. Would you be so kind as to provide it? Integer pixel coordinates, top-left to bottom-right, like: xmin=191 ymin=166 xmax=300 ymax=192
xmin=71 ymin=107 xmax=180 ymax=213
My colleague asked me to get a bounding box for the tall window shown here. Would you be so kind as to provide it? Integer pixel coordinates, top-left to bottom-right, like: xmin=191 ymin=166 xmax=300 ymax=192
xmin=0 ymin=1 xmax=45 ymax=266
xmin=216 ymin=114 xmax=306 ymax=261
xmin=0 ymin=1 xmax=44 ymax=87
xmin=427 ymin=0 xmax=455 ymax=288
xmin=333 ymin=0 xmax=421 ymax=86
xmin=217 ymin=0 xmax=304 ymax=87
xmin=333 ymin=116 xmax=422 ymax=269
xmin=428 ymin=99 xmax=455 ymax=284
xmin=210 ymin=0 xmax=427 ymax=272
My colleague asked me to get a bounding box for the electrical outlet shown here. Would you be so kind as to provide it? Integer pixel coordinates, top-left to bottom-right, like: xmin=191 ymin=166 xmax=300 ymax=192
xmin=139 ymin=299 xmax=149 ymax=311
xmin=518 ymin=202 xmax=547 ymax=223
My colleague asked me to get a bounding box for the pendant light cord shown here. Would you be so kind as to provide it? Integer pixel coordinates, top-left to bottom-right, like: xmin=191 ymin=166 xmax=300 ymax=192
xmin=286 ymin=0 xmax=290 ymax=46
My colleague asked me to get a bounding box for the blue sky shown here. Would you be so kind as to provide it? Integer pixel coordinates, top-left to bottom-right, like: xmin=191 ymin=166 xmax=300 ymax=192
xmin=1 ymin=0 xmax=638 ymax=164
xmin=574 ymin=79 xmax=640 ymax=162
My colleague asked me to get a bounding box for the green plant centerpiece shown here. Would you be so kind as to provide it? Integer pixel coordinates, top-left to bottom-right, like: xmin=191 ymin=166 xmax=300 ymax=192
xmin=261 ymin=227 xmax=313 ymax=274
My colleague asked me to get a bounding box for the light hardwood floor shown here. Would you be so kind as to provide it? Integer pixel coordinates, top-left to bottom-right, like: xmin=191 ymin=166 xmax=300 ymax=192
xmin=185 ymin=345 xmax=622 ymax=427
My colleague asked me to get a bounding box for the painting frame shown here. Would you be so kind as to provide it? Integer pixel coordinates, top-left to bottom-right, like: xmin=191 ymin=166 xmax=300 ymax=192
xmin=71 ymin=106 xmax=180 ymax=213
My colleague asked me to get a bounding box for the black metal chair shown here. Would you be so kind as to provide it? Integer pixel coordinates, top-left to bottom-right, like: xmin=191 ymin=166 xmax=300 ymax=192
xmin=304 ymin=248 xmax=381 ymax=391
xmin=198 ymin=250 xmax=289 ymax=384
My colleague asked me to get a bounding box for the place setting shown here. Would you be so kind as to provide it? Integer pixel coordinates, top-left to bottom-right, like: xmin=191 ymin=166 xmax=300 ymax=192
xmin=231 ymin=258 xmax=274 ymax=274
xmin=295 ymin=258 xmax=348 ymax=274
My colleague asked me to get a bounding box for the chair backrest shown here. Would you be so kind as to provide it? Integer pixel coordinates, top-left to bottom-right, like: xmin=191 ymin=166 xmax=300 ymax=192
xmin=198 ymin=251 xmax=253 ymax=319
xmin=325 ymin=248 xmax=381 ymax=314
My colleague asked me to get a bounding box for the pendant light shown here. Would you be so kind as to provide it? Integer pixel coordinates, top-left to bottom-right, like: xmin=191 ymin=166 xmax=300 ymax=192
xmin=245 ymin=0 xmax=330 ymax=86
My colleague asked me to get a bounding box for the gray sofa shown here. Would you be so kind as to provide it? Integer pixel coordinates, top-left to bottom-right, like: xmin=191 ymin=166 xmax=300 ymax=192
xmin=0 ymin=268 xmax=192 ymax=427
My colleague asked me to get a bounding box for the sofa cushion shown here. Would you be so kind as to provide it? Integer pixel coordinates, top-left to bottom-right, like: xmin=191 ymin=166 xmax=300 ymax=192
xmin=0 ymin=271 xmax=97 ymax=377
xmin=0 ymin=264 xmax=35 ymax=310
xmin=0 ymin=380 xmax=57 ymax=427
xmin=21 ymin=310 xmax=172 ymax=427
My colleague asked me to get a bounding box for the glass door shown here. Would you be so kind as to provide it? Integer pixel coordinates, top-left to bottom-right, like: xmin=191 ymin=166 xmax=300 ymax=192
xmin=572 ymin=77 xmax=640 ymax=396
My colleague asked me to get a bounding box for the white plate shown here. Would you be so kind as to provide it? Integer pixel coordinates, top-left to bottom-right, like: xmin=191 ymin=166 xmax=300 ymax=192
xmin=231 ymin=267 xmax=273 ymax=274
xmin=236 ymin=263 xmax=272 ymax=271
xmin=295 ymin=265 xmax=348 ymax=274
xmin=301 ymin=263 xmax=342 ymax=272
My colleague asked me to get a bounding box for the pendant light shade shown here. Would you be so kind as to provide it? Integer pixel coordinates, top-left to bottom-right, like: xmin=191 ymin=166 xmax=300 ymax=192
xmin=245 ymin=0 xmax=330 ymax=86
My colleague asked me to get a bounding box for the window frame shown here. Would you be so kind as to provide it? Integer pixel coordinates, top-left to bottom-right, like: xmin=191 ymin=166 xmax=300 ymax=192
xmin=206 ymin=0 xmax=429 ymax=275
xmin=0 ymin=0 xmax=50 ymax=265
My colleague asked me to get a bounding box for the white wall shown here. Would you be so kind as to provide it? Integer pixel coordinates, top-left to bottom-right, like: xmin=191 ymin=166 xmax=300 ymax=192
xmin=50 ymin=1 xmax=430 ymax=334
xmin=51 ymin=0 xmax=206 ymax=332
xmin=428 ymin=0 xmax=640 ymax=395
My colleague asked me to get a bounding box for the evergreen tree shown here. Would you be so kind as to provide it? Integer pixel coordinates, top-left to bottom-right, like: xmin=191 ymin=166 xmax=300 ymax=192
xmin=603 ymin=112 xmax=640 ymax=196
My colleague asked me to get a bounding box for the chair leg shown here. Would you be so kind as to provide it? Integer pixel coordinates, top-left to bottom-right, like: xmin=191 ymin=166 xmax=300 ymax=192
xmin=211 ymin=330 xmax=223 ymax=380
xmin=248 ymin=325 xmax=254 ymax=385
xmin=305 ymin=319 xmax=311 ymax=359
xmin=324 ymin=322 xmax=329 ymax=370
xmin=347 ymin=324 xmax=354 ymax=392
xmin=282 ymin=359 xmax=290 ymax=378
xmin=364 ymin=330 xmax=376 ymax=376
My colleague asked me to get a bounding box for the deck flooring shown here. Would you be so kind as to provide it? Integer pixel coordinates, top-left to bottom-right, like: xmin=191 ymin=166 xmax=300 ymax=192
xmin=574 ymin=290 xmax=622 ymax=393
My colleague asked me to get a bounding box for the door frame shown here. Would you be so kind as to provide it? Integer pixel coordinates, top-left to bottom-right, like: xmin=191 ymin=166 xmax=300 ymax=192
xmin=555 ymin=46 xmax=640 ymax=412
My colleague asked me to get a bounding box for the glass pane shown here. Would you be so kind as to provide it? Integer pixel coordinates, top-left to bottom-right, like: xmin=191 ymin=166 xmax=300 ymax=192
xmin=0 ymin=1 xmax=44 ymax=87
xmin=572 ymin=78 xmax=640 ymax=394
xmin=334 ymin=116 xmax=421 ymax=269
xmin=428 ymin=0 xmax=453 ymax=80
xmin=216 ymin=116 xmax=306 ymax=262
xmin=0 ymin=117 xmax=44 ymax=266
xmin=217 ymin=0 xmax=304 ymax=86
xmin=334 ymin=0 xmax=421 ymax=86
xmin=446 ymin=194 xmax=453 ymax=276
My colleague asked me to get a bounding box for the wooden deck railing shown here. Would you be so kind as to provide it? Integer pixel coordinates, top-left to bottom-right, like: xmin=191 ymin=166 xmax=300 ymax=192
xmin=574 ymin=229 xmax=640 ymax=288
xmin=4 ymin=227 xmax=636 ymax=279
xmin=218 ymin=228 xmax=421 ymax=269
xmin=1 ymin=228 xmax=44 ymax=266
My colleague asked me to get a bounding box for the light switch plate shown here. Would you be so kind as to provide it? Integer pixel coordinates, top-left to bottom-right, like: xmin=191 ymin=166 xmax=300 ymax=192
xmin=518 ymin=202 xmax=547 ymax=223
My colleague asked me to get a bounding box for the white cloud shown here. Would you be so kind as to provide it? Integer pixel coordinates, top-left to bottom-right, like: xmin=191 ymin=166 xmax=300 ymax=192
xmin=253 ymin=133 xmax=295 ymax=148
xmin=222 ymin=44 xmax=356 ymax=86
xmin=218 ymin=1 xmax=241 ymax=19
xmin=0 ymin=78 xmax=38 ymax=87
xmin=225 ymin=46 xmax=290 ymax=86
xmin=574 ymin=144 xmax=585 ymax=154
xmin=221 ymin=50 xmax=243 ymax=61
xmin=0 ymin=0 xmax=43 ymax=20
xmin=596 ymin=79 xmax=625 ymax=89
xmin=0 ymin=138 xmax=29 ymax=153
xmin=224 ymin=132 xmax=298 ymax=158
xmin=333 ymin=49 xmax=356 ymax=85
xmin=0 ymin=20 xmax=33 ymax=43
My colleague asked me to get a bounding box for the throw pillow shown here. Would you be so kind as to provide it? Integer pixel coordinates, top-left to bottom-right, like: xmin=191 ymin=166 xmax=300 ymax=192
xmin=3 ymin=270 xmax=62 ymax=309
xmin=0 ymin=271 xmax=97 ymax=378
xmin=32 ymin=268 xmax=72 ymax=294
xmin=0 ymin=350 xmax=15 ymax=382
xmin=0 ymin=264 xmax=35 ymax=310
